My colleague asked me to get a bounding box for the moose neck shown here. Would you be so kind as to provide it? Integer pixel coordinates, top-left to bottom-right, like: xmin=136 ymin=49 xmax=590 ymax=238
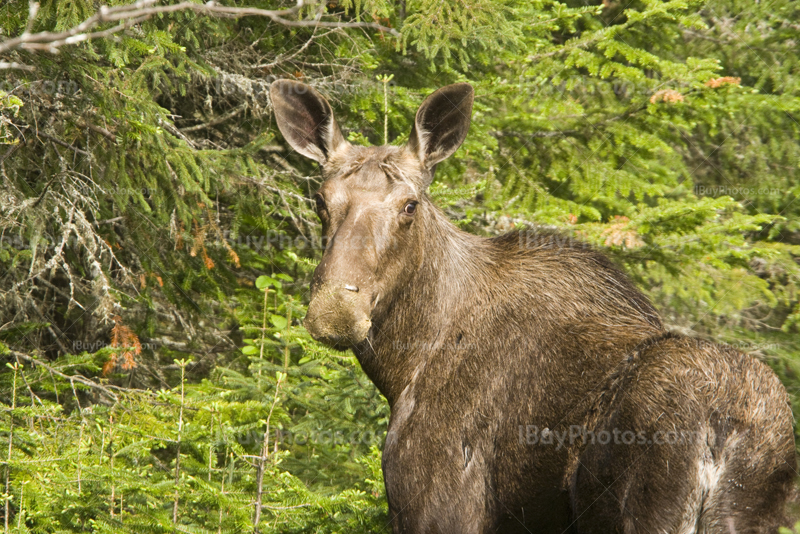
xmin=354 ymin=201 xmax=486 ymax=407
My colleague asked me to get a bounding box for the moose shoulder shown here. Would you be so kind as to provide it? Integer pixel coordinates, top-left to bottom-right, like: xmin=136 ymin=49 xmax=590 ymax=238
xmin=270 ymin=80 xmax=797 ymax=534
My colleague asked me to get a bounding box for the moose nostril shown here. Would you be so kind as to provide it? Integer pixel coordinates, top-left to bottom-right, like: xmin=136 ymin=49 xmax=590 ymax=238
xmin=344 ymin=284 xmax=359 ymax=292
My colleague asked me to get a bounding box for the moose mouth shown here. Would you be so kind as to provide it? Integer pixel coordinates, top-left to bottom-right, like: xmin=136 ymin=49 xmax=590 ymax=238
xmin=303 ymin=280 xmax=373 ymax=349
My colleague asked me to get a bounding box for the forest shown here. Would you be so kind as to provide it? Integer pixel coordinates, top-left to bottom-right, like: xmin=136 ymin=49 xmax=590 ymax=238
xmin=0 ymin=0 xmax=799 ymax=531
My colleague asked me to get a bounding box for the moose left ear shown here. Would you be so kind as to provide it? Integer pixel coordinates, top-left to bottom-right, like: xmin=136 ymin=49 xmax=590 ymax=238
xmin=407 ymin=83 xmax=474 ymax=172
xmin=270 ymin=80 xmax=348 ymax=164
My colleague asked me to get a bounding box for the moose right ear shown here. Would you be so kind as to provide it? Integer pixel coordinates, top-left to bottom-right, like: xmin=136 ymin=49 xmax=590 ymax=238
xmin=270 ymin=80 xmax=348 ymax=164
xmin=407 ymin=83 xmax=474 ymax=174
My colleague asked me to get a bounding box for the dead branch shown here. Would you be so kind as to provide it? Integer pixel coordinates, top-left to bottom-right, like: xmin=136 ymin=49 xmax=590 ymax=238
xmin=7 ymin=350 xmax=120 ymax=403
xmin=43 ymin=133 xmax=91 ymax=157
xmin=158 ymin=118 xmax=197 ymax=149
xmin=141 ymin=335 xmax=235 ymax=354
xmin=0 ymin=0 xmax=399 ymax=60
xmin=82 ymin=121 xmax=117 ymax=142
xmin=180 ymin=104 xmax=246 ymax=133
xmin=252 ymin=25 xmax=334 ymax=70
xmin=492 ymin=130 xmax=580 ymax=140
xmin=0 ymin=61 xmax=35 ymax=71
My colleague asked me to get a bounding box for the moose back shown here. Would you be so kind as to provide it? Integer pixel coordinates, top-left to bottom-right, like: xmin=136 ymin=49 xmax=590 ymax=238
xmin=270 ymin=80 xmax=796 ymax=534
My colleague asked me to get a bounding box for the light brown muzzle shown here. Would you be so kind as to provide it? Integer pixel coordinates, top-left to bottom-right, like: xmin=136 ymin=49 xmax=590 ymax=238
xmin=304 ymin=280 xmax=372 ymax=347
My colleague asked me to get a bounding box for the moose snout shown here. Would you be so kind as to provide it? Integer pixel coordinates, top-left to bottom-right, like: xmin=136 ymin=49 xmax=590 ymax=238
xmin=304 ymin=280 xmax=372 ymax=347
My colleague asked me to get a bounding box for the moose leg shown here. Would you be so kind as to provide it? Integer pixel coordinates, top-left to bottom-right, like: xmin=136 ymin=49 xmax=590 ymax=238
xmin=384 ymin=438 xmax=497 ymax=534
xmin=386 ymin=488 xmax=492 ymax=534
xmin=572 ymin=422 xmax=796 ymax=534
xmin=570 ymin=416 xmax=702 ymax=534
xmin=683 ymin=420 xmax=796 ymax=534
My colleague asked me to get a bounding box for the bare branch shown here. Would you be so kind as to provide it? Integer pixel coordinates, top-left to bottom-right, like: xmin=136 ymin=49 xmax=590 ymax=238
xmin=180 ymin=104 xmax=246 ymax=133
xmin=493 ymin=130 xmax=580 ymax=140
xmin=0 ymin=61 xmax=35 ymax=71
xmin=0 ymin=0 xmax=399 ymax=60
xmin=158 ymin=118 xmax=197 ymax=149
xmin=251 ymin=24 xmax=335 ymax=69
xmin=8 ymin=350 xmax=120 ymax=403
xmin=81 ymin=121 xmax=117 ymax=142
xmin=41 ymin=132 xmax=91 ymax=157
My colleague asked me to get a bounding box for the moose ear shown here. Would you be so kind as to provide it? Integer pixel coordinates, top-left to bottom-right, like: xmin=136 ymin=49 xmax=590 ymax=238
xmin=270 ymin=80 xmax=348 ymax=164
xmin=407 ymin=83 xmax=474 ymax=172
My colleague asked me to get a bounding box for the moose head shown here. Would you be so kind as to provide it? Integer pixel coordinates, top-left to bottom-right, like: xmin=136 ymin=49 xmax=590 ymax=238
xmin=270 ymin=80 xmax=474 ymax=349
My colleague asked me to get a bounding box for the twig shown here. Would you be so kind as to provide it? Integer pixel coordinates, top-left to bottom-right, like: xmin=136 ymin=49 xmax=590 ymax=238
xmin=4 ymin=363 xmax=18 ymax=532
xmin=39 ymin=132 xmax=90 ymax=157
xmin=173 ymin=359 xmax=187 ymax=524
xmin=493 ymin=129 xmax=580 ymax=139
xmin=0 ymin=0 xmax=398 ymax=58
xmin=0 ymin=139 xmax=27 ymax=163
xmin=82 ymin=121 xmax=116 ymax=142
xmin=0 ymin=61 xmax=35 ymax=71
xmin=7 ymin=350 xmax=119 ymax=403
xmin=253 ymin=372 xmax=284 ymax=533
xmin=33 ymin=275 xmax=86 ymax=311
xmin=158 ymin=118 xmax=196 ymax=149
xmin=252 ymin=25 xmax=333 ymax=70
xmin=377 ymin=74 xmax=394 ymax=144
xmin=93 ymin=216 xmax=124 ymax=226
xmin=180 ymin=104 xmax=246 ymax=133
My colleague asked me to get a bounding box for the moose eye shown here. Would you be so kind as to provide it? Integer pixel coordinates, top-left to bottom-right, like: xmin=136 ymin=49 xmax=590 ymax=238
xmin=314 ymin=194 xmax=327 ymax=214
xmin=403 ymin=201 xmax=417 ymax=216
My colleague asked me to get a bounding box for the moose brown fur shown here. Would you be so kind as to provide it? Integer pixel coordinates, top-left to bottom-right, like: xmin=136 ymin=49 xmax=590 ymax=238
xmin=270 ymin=80 xmax=797 ymax=534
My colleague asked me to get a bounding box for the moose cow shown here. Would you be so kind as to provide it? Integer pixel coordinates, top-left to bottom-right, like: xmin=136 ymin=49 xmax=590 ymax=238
xmin=270 ymin=80 xmax=797 ymax=534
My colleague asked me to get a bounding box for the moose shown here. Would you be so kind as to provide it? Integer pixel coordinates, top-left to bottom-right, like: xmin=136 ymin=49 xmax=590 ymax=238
xmin=270 ymin=80 xmax=797 ymax=533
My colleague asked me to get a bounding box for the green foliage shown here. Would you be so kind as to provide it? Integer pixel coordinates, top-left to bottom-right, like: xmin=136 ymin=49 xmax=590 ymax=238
xmin=0 ymin=286 xmax=388 ymax=532
xmin=0 ymin=90 xmax=23 ymax=144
